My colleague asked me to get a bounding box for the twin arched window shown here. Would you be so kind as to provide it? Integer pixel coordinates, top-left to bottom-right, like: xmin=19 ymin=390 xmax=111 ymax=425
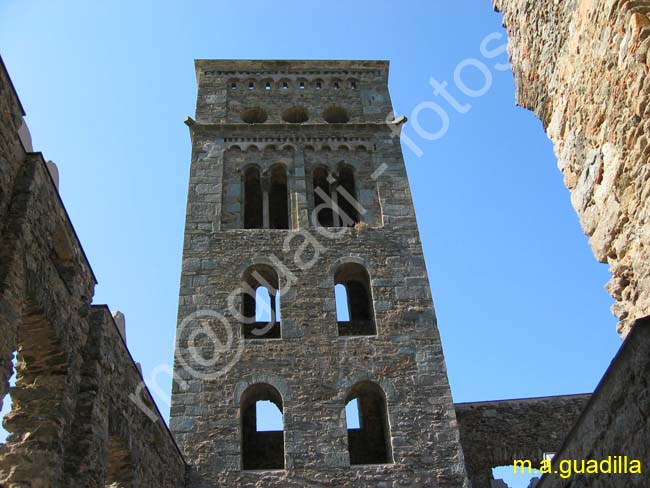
xmin=244 ymin=165 xmax=289 ymax=230
xmin=312 ymin=165 xmax=360 ymax=228
xmin=242 ymin=163 xmax=361 ymax=230
xmin=240 ymin=262 xmax=376 ymax=339
xmin=240 ymin=381 xmax=391 ymax=471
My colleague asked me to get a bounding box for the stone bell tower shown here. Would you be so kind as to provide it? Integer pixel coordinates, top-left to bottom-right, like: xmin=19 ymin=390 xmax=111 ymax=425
xmin=170 ymin=59 xmax=468 ymax=487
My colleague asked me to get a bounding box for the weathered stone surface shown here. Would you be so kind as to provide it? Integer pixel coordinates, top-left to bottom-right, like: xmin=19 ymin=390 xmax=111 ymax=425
xmin=455 ymin=394 xmax=590 ymax=488
xmin=171 ymin=59 xmax=470 ymax=487
xmin=536 ymin=316 xmax=650 ymax=487
xmin=0 ymin=55 xmax=186 ymax=488
xmin=493 ymin=0 xmax=650 ymax=336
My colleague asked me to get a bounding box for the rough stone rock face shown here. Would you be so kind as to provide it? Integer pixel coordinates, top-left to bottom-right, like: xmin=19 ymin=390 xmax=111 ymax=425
xmin=536 ymin=316 xmax=650 ymax=487
xmin=493 ymin=0 xmax=650 ymax=336
xmin=0 ymin=56 xmax=186 ymax=488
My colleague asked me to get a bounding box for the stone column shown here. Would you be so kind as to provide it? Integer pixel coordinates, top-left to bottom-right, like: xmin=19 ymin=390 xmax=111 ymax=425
xmin=293 ymin=146 xmax=310 ymax=229
xmin=330 ymin=180 xmax=340 ymax=227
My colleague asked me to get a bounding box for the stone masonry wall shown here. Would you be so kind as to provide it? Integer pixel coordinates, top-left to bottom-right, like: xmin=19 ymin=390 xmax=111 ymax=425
xmin=493 ymin=0 xmax=650 ymax=336
xmin=536 ymin=316 xmax=650 ymax=487
xmin=171 ymin=60 xmax=469 ymax=487
xmin=0 ymin=55 xmax=186 ymax=487
xmin=455 ymin=394 xmax=591 ymax=488
xmin=196 ymin=59 xmax=393 ymax=125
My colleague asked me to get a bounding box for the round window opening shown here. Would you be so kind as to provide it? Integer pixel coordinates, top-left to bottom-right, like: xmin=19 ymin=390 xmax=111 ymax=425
xmin=282 ymin=106 xmax=309 ymax=124
xmin=241 ymin=108 xmax=268 ymax=124
xmin=323 ymin=106 xmax=350 ymax=124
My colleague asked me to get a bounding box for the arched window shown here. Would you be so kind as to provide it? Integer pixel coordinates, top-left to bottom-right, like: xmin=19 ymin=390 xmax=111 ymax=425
xmin=269 ymin=165 xmax=289 ymax=229
xmin=336 ymin=165 xmax=360 ymax=226
xmin=334 ymin=263 xmax=375 ymax=336
xmin=241 ymin=383 xmax=284 ymax=470
xmin=312 ymin=166 xmax=333 ymax=227
xmin=242 ymin=265 xmax=281 ymax=339
xmin=244 ymin=166 xmax=263 ymax=229
xmin=345 ymin=381 xmax=392 ymax=465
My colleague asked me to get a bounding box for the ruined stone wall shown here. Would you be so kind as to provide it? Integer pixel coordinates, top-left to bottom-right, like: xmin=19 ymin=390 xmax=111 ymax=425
xmin=171 ymin=60 xmax=469 ymax=487
xmin=536 ymin=316 xmax=650 ymax=487
xmin=455 ymin=394 xmax=591 ymax=488
xmin=63 ymin=306 xmax=187 ymax=487
xmin=493 ymin=0 xmax=650 ymax=335
xmin=0 ymin=58 xmax=26 ymax=226
xmin=0 ymin=56 xmax=186 ymax=487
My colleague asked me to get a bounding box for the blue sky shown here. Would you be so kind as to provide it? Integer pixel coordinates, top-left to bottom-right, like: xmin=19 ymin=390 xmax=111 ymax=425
xmin=0 ymin=1 xmax=620 ymax=485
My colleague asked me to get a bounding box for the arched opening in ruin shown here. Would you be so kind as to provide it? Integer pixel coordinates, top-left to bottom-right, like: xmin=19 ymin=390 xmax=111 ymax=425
xmin=491 ymin=465 xmax=540 ymax=488
xmin=269 ymin=164 xmax=289 ymax=229
xmin=336 ymin=164 xmax=360 ymax=226
xmin=105 ymin=434 xmax=134 ymax=487
xmin=345 ymin=381 xmax=392 ymax=465
xmin=312 ymin=166 xmax=334 ymax=227
xmin=335 ymin=263 xmax=376 ymax=336
xmin=0 ymin=311 xmax=71 ymax=484
xmin=244 ymin=166 xmax=263 ymax=229
xmin=241 ymin=383 xmax=284 ymax=470
xmin=242 ymin=264 xmax=281 ymax=339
